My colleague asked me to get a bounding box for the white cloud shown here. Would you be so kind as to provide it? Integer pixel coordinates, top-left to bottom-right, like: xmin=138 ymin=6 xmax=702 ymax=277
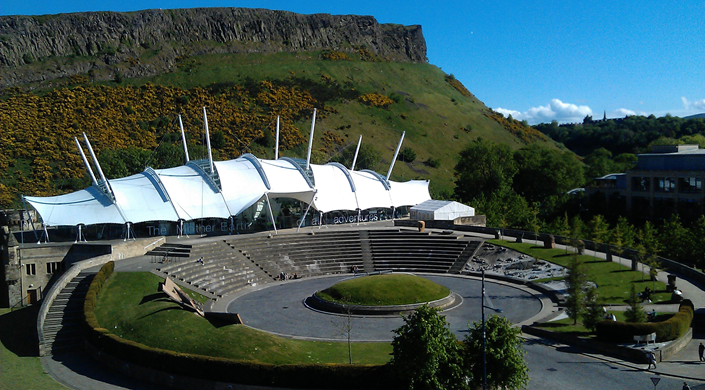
xmin=495 ymin=99 xmax=593 ymax=124
xmin=494 ymin=107 xmax=521 ymax=119
xmin=682 ymin=97 xmax=705 ymax=112
xmin=611 ymin=108 xmax=637 ymax=117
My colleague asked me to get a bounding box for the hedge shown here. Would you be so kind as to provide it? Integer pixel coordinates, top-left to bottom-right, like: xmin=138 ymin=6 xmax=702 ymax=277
xmin=596 ymin=299 xmax=694 ymax=343
xmin=83 ymin=263 xmax=394 ymax=389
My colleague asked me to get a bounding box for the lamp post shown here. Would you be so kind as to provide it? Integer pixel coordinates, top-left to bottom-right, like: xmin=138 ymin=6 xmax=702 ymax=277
xmin=481 ymin=268 xmax=502 ymax=390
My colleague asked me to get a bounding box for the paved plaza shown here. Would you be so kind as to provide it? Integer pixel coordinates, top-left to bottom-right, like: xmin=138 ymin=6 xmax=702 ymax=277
xmin=220 ymin=274 xmax=544 ymax=341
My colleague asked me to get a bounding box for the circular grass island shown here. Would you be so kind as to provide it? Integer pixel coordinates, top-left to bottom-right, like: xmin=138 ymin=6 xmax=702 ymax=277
xmin=308 ymin=273 xmax=458 ymax=315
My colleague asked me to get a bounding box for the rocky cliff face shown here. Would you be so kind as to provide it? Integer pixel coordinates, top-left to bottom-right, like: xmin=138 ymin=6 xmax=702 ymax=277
xmin=0 ymin=8 xmax=427 ymax=88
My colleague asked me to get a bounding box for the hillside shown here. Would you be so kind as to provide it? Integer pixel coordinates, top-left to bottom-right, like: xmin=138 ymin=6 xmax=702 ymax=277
xmin=0 ymin=8 xmax=555 ymax=209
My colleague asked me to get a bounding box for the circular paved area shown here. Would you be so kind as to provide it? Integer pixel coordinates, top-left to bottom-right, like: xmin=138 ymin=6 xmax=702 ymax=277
xmin=225 ymin=273 xmax=542 ymax=342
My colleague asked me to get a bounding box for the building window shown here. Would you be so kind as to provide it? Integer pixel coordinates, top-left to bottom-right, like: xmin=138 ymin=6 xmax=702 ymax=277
xmin=679 ymin=177 xmax=702 ymax=193
xmin=655 ymin=177 xmax=675 ymax=192
xmin=631 ymin=177 xmax=650 ymax=192
xmin=46 ymin=261 xmax=63 ymax=274
xmin=25 ymin=264 xmax=36 ymax=276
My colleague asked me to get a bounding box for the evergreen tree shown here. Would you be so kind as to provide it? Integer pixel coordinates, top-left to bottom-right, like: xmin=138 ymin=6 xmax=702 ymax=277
xmin=624 ymin=283 xmax=647 ymax=323
xmin=583 ymin=287 xmax=604 ymax=331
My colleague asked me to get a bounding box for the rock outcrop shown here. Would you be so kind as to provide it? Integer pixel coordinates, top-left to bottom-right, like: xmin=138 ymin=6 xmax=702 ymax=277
xmin=0 ymin=8 xmax=427 ymax=87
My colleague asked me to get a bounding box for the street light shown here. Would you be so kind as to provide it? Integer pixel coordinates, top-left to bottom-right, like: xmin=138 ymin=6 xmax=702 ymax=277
xmin=481 ymin=268 xmax=502 ymax=390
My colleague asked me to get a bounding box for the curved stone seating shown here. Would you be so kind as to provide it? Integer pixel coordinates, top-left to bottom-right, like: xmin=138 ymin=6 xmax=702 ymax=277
xmin=153 ymin=229 xmax=483 ymax=299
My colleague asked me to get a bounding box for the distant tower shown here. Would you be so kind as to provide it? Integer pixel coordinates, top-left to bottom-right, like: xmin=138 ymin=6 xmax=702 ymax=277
xmin=603 ymin=111 xmax=607 ymax=121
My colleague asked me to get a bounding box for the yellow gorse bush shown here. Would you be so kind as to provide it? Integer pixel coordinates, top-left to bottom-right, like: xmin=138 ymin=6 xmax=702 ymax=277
xmin=356 ymin=93 xmax=394 ymax=109
xmin=0 ymin=82 xmax=315 ymax=207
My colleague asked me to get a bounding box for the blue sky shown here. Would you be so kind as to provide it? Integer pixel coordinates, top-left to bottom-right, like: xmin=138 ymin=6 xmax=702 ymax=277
xmin=2 ymin=1 xmax=703 ymax=124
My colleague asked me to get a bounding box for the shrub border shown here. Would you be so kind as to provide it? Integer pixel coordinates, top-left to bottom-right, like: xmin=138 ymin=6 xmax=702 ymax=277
xmin=595 ymin=300 xmax=694 ymax=343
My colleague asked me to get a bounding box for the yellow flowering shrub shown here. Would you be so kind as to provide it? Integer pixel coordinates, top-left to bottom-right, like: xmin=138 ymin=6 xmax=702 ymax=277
xmin=357 ymin=93 xmax=394 ymax=109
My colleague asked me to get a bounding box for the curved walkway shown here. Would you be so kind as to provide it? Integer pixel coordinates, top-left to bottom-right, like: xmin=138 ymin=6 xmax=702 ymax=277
xmin=217 ymin=273 xmax=546 ymax=341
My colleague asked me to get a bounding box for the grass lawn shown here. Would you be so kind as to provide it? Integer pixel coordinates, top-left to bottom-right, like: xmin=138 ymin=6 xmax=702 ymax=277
xmin=0 ymin=307 xmax=68 ymax=390
xmin=316 ymin=274 xmax=450 ymax=306
xmin=94 ymin=272 xmax=392 ymax=365
xmin=488 ymin=240 xmax=670 ymax=304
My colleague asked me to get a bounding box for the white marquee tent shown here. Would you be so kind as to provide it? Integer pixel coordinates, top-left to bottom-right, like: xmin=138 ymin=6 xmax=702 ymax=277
xmin=409 ymin=200 xmax=474 ymax=221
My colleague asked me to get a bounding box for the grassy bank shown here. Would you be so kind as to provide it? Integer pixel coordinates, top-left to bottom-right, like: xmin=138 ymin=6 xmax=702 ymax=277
xmin=488 ymin=240 xmax=670 ymax=304
xmin=94 ymin=272 xmax=392 ymax=365
xmin=316 ymin=274 xmax=450 ymax=306
xmin=0 ymin=307 xmax=67 ymax=390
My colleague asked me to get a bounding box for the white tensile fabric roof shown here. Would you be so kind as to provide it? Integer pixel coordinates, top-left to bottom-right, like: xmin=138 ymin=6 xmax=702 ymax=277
xmin=409 ymin=200 xmax=475 ymax=221
xmin=24 ymin=155 xmax=431 ymax=226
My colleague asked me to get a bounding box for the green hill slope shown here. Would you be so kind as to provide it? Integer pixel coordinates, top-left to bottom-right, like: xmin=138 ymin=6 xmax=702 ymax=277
xmin=0 ymin=50 xmax=554 ymax=207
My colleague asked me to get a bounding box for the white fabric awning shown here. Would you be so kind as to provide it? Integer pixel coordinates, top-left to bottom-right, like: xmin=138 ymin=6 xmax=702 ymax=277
xmin=24 ymin=187 xmax=125 ymax=226
xmin=24 ymin=155 xmax=432 ymax=227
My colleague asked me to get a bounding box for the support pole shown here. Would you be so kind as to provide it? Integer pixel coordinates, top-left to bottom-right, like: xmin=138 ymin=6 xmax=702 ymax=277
xmin=264 ymin=193 xmax=277 ymax=235
xmin=482 ymin=269 xmax=487 ymax=390
xmin=275 ymin=116 xmax=280 ymax=160
xmin=75 ymin=225 xmax=86 ymax=243
xmin=82 ymin=133 xmax=111 ymax=191
xmin=41 ymin=225 xmax=50 ymax=244
xmin=305 ymin=108 xmax=317 ymax=170
xmin=351 ymin=135 xmax=362 ymax=171
xmin=21 ymin=196 xmax=39 ymax=244
xmin=74 ymin=137 xmax=98 ymax=186
xmin=124 ymin=222 xmax=134 ymax=241
xmin=179 ymin=115 xmax=190 ymax=163
xmin=203 ymin=107 xmax=214 ymax=173
xmin=20 ymin=209 xmax=24 ymax=245
xmin=296 ymin=191 xmax=317 ymax=232
xmin=386 ymin=131 xmax=406 ymax=180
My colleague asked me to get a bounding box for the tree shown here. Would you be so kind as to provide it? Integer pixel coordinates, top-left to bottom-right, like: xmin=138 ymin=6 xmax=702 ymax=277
xmin=334 ymin=296 xmax=356 ymax=364
xmin=582 ymin=287 xmax=604 ymax=331
xmin=511 ymin=143 xmax=584 ymax=204
xmin=570 ymin=215 xmax=586 ymax=254
xmin=391 ymin=305 xmax=467 ymax=390
xmin=624 ymin=283 xmax=647 ymax=323
xmin=565 ymin=254 xmax=588 ymax=324
xmin=659 ymin=215 xmax=690 ymax=262
xmin=588 ymin=215 xmax=610 ymax=259
xmin=454 ymin=138 xmax=517 ymax=203
xmin=464 ymin=315 xmax=529 ymax=390
xmin=473 ymin=187 xmax=532 ymax=230
xmin=583 ymin=148 xmax=614 ymax=180
xmin=611 ymin=216 xmax=636 ymax=267
xmin=529 ymin=202 xmax=542 ymax=245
